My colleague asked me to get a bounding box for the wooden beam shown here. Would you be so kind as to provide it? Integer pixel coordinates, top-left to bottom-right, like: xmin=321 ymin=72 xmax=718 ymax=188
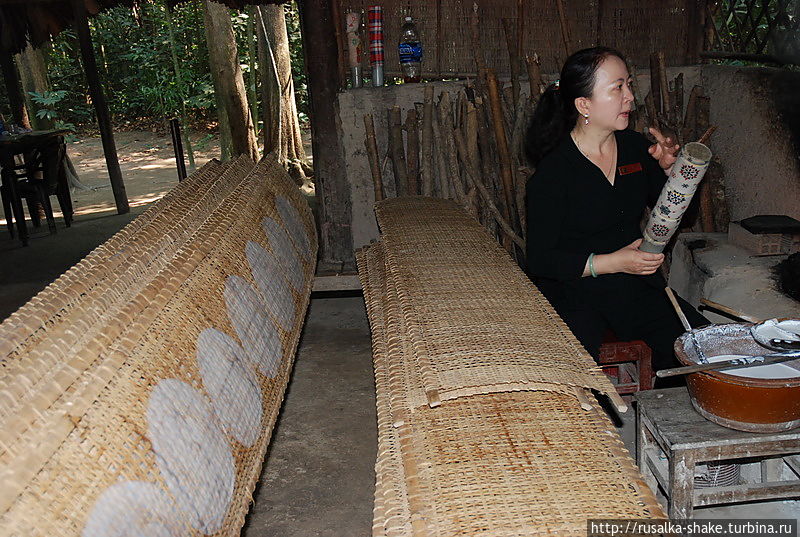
xmin=72 ymin=0 xmax=129 ymax=215
xmin=299 ymin=0 xmax=353 ymax=268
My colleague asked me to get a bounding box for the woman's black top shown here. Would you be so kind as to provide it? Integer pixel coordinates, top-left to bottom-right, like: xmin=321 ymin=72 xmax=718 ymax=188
xmin=525 ymin=128 xmax=668 ymax=313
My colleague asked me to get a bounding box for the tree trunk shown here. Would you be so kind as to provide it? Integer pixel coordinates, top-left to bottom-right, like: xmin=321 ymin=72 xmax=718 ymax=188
xmin=0 ymin=51 xmax=30 ymax=129
xmin=246 ymin=5 xmax=259 ymax=142
xmin=15 ymin=44 xmax=50 ymax=130
xmin=256 ymin=6 xmax=281 ymax=157
xmin=203 ymin=0 xmax=258 ymax=161
xmin=260 ymin=4 xmax=306 ymax=165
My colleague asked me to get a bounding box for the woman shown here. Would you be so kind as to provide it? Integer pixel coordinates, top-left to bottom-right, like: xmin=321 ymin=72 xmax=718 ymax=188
xmin=524 ymin=46 xmax=708 ymax=376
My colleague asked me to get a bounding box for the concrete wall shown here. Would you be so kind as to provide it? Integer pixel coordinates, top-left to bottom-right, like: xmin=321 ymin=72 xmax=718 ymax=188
xmin=699 ymin=65 xmax=800 ymax=223
xmin=336 ymin=65 xmax=800 ymax=253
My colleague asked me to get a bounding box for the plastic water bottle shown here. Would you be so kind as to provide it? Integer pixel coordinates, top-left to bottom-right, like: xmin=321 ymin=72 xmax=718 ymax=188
xmin=398 ymin=16 xmax=422 ymax=83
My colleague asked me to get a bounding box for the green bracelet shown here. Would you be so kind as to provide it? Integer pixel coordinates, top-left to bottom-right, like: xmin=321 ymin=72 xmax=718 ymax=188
xmin=588 ymin=253 xmax=598 ymax=278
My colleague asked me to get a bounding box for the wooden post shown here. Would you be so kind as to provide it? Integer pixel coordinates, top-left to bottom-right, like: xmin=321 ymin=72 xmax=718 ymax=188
xmin=72 ymin=0 xmax=129 ymax=214
xmin=299 ymin=0 xmax=353 ymax=266
xmin=684 ymin=0 xmax=704 ymax=64
xmin=330 ymin=0 xmax=347 ymax=88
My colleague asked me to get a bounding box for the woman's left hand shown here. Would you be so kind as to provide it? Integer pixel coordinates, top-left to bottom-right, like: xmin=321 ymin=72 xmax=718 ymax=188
xmin=647 ymin=127 xmax=680 ymax=174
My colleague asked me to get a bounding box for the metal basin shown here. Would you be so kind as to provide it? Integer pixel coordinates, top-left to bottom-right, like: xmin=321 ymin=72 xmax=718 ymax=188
xmin=674 ymin=323 xmax=800 ymax=432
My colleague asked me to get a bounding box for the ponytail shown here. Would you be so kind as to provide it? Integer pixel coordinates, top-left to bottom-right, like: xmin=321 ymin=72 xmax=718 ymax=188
xmin=524 ymin=46 xmax=627 ymax=167
xmin=524 ymin=84 xmax=575 ymax=167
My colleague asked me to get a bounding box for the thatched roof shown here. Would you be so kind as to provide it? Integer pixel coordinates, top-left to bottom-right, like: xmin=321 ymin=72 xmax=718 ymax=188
xmin=0 ymin=0 xmax=288 ymax=54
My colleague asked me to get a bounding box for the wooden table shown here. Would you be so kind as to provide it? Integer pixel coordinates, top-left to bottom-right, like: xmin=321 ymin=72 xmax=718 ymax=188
xmin=0 ymin=129 xmax=70 ymax=246
xmin=635 ymin=387 xmax=800 ymax=518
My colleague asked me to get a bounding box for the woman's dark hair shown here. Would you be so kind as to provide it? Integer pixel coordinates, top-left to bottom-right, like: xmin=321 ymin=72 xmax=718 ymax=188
xmin=524 ymin=46 xmax=627 ymax=166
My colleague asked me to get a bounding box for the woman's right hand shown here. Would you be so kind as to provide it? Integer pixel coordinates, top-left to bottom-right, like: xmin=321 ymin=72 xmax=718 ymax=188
xmin=607 ymin=238 xmax=664 ymax=275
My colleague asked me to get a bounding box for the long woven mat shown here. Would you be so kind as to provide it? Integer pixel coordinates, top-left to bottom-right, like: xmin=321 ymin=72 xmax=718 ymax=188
xmin=374 ymin=196 xmax=618 ymax=407
xmin=359 ymin=213 xmax=665 ymax=536
xmin=0 ymin=155 xmax=317 ymax=537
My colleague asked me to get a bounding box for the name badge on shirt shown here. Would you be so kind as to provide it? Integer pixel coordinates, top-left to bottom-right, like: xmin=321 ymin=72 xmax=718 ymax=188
xmin=618 ymin=162 xmax=643 ymax=175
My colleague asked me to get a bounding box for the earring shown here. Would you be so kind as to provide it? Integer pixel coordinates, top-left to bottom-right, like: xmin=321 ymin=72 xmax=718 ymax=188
xmin=583 ymin=113 xmax=590 ymax=125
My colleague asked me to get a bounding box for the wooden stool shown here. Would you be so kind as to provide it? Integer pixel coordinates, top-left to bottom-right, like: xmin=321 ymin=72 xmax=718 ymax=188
xmin=598 ymin=335 xmax=654 ymax=395
xmin=635 ymin=387 xmax=800 ymax=518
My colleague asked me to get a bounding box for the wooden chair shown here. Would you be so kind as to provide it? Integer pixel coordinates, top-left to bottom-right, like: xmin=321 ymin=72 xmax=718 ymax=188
xmin=598 ymin=331 xmax=654 ymax=395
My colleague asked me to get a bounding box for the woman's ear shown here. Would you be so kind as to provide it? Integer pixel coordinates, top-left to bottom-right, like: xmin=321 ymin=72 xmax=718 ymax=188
xmin=573 ymin=96 xmax=590 ymax=117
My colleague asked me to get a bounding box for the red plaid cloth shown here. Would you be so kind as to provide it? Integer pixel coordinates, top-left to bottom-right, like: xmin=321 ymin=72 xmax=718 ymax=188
xmin=368 ymin=6 xmax=384 ymax=66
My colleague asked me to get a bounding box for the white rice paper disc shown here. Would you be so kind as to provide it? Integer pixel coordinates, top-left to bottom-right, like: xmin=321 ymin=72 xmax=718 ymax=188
xmin=146 ymin=379 xmax=235 ymax=535
xmin=82 ymin=481 xmax=182 ymax=537
xmin=275 ymin=196 xmax=312 ymax=262
xmin=262 ymin=217 xmax=305 ymax=291
xmin=196 ymin=328 xmax=263 ymax=446
xmin=224 ymin=275 xmax=284 ymax=378
xmin=245 ymin=241 xmax=296 ymax=332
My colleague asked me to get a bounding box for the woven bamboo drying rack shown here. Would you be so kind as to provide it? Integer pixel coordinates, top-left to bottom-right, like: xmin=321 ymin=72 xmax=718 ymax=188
xmin=358 ymin=196 xmax=665 ymax=536
xmin=0 ymin=154 xmax=318 ymax=537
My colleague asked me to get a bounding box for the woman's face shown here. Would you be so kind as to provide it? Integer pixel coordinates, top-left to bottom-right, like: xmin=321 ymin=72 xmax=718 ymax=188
xmin=578 ymin=55 xmax=634 ymax=131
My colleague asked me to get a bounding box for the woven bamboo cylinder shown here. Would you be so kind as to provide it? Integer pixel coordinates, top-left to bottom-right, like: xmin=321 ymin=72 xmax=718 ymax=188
xmin=0 ymin=155 xmax=317 ymax=537
xmin=641 ymin=142 xmax=713 ymax=253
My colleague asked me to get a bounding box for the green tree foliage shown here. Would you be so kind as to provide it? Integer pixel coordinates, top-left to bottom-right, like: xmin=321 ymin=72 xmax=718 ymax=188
xmin=0 ymin=0 xmax=308 ymax=130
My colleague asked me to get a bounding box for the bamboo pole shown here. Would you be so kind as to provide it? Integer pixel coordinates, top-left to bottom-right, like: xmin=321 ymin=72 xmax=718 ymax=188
xmin=644 ymin=91 xmax=657 ymax=129
xmin=516 ymin=0 xmax=525 ymax=67
xmin=486 ymin=70 xmax=516 ymax=226
xmin=421 ymin=85 xmax=435 ymax=196
xmin=698 ymin=125 xmax=716 ymax=145
xmin=555 ymin=0 xmax=574 ymax=57
xmin=501 ymin=19 xmax=520 ymax=109
xmin=648 ymin=53 xmax=661 ymax=117
xmin=431 ymin=108 xmax=450 ymax=199
xmin=469 ymin=2 xmax=487 ymax=90
xmin=363 ymin=113 xmax=384 ymax=202
xmin=672 ymin=72 xmax=684 ymax=130
xmin=454 ymin=129 xmax=525 ymax=249
xmin=388 ymin=106 xmax=408 ymax=196
xmin=465 ymin=102 xmax=479 ymax=174
xmin=405 ymin=108 xmax=420 ymax=195
xmin=438 ymin=92 xmax=468 ymax=207
xmin=681 ymin=85 xmax=701 ymax=144
xmin=657 ymin=51 xmax=670 ymax=123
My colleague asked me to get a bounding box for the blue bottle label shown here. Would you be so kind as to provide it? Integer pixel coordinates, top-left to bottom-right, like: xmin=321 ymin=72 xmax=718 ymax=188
xmin=399 ymin=42 xmax=423 ymax=63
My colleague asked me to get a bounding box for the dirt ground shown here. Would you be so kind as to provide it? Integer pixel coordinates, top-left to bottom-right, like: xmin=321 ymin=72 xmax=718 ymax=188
xmin=0 ymin=129 xmax=312 ymax=320
xmin=70 ymin=131 xmax=218 ymax=217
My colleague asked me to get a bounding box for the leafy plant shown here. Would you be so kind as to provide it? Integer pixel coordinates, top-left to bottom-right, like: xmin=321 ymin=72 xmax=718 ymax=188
xmin=29 ymin=90 xmax=78 ymax=142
